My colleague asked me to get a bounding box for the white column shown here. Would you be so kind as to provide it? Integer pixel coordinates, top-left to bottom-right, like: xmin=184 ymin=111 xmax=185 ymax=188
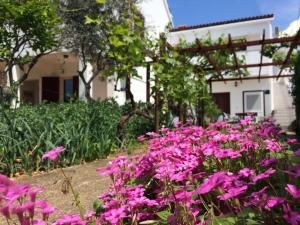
xmin=78 ymin=57 xmax=93 ymax=101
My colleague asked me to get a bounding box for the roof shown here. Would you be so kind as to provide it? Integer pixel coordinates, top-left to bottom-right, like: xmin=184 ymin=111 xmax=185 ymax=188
xmin=170 ymin=14 xmax=274 ymax=32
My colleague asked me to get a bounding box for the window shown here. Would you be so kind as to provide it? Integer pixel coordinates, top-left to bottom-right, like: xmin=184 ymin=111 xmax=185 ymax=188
xmin=64 ymin=79 xmax=73 ymax=102
xmin=245 ymin=94 xmax=261 ymax=111
xmin=243 ymin=91 xmax=265 ymax=117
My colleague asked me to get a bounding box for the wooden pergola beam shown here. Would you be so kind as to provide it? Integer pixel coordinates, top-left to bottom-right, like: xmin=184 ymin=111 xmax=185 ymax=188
xmin=277 ymin=28 xmax=300 ymax=79
xmin=196 ymin=39 xmax=225 ymax=81
xmin=179 ymin=35 xmax=300 ymax=53
xmin=205 ymin=60 xmax=291 ymax=71
xmin=228 ymin=34 xmax=243 ymax=82
xmin=210 ymin=74 xmax=293 ymax=82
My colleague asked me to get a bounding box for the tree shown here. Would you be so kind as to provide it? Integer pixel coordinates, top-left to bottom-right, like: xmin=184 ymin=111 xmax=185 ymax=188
xmin=0 ymin=0 xmax=60 ymax=99
xmin=59 ymin=0 xmax=146 ymax=102
xmin=151 ymin=33 xmax=248 ymax=127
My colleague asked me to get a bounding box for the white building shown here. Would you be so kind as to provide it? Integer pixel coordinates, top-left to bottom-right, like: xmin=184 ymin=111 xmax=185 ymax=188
xmin=168 ymin=14 xmax=295 ymax=128
xmin=0 ymin=0 xmax=172 ymax=106
xmin=1 ymin=1 xmax=295 ymax=128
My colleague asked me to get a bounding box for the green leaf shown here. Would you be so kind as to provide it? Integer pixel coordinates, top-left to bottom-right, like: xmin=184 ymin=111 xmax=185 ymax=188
xmin=157 ymin=210 xmax=172 ymax=222
xmin=96 ymin=0 xmax=107 ymax=4
xmin=85 ymin=16 xmax=98 ymax=24
xmin=209 ymin=215 xmax=237 ymax=225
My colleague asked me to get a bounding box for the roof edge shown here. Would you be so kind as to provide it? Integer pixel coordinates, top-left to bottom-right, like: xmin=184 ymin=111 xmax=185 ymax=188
xmin=163 ymin=0 xmax=174 ymax=27
xmin=170 ymin=14 xmax=274 ymax=32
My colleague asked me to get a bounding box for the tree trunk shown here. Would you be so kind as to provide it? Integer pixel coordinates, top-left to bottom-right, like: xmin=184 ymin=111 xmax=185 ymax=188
xmin=178 ymin=103 xmax=184 ymax=122
xmin=85 ymin=83 xmax=92 ymax=101
xmin=125 ymin=76 xmax=135 ymax=108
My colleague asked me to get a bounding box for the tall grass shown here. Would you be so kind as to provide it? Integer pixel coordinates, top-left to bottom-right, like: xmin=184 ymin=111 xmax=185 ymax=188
xmin=0 ymin=100 xmax=153 ymax=176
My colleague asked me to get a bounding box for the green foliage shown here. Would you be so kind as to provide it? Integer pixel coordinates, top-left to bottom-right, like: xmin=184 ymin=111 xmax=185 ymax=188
xmin=121 ymin=102 xmax=154 ymax=138
xmin=151 ymin=33 xmax=247 ymax=123
xmin=0 ymin=100 xmax=153 ymax=176
xmin=293 ymin=52 xmax=300 ymax=135
xmin=0 ymin=0 xmax=60 ymax=86
xmin=59 ymin=0 xmax=147 ymax=100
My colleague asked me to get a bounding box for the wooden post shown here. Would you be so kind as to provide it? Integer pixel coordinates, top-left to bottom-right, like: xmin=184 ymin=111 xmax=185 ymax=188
xmin=154 ymin=74 xmax=160 ymax=132
xmin=146 ymin=63 xmax=151 ymax=103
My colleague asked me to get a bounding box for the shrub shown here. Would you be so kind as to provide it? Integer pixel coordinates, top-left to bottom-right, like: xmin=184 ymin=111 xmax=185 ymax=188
xmin=0 ymin=100 xmax=153 ymax=176
xmin=2 ymin=118 xmax=300 ymax=224
xmin=95 ymin=118 xmax=300 ymax=225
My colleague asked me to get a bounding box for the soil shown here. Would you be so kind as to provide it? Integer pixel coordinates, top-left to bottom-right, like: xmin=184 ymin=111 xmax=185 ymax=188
xmin=1 ymin=146 xmax=148 ymax=224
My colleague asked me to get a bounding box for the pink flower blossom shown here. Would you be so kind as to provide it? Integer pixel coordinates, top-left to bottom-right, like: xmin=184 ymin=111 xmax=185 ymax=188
xmin=265 ymin=197 xmax=285 ymax=210
xmin=260 ymin=157 xmax=278 ymax=167
xmin=218 ymin=185 xmax=248 ymax=200
xmin=251 ymin=168 xmax=276 ymax=183
xmin=239 ymin=168 xmax=255 ymax=178
xmin=283 ymin=204 xmax=300 ymax=225
xmin=240 ymin=116 xmax=254 ymax=125
xmin=264 ymin=139 xmax=281 ymax=152
xmin=285 ymin=184 xmax=300 ymax=199
xmin=138 ymin=135 xmax=146 ymax=142
xmin=42 ymin=146 xmax=65 ymax=161
xmin=294 ymin=149 xmax=300 ymax=157
xmin=287 ymin=138 xmax=298 ymax=144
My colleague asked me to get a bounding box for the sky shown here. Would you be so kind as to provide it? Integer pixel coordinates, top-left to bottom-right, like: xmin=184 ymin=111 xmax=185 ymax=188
xmin=167 ymin=0 xmax=300 ymax=31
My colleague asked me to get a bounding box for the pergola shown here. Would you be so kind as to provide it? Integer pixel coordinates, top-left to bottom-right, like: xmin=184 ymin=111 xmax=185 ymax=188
xmin=176 ymin=28 xmax=300 ymax=84
xmin=151 ymin=28 xmax=300 ymax=131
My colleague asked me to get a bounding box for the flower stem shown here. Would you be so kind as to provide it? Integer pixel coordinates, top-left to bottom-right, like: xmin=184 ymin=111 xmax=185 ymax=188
xmin=60 ymin=168 xmax=85 ymax=219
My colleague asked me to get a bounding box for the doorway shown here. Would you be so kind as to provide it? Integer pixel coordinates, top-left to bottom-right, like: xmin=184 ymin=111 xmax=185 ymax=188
xmin=212 ymin=92 xmax=231 ymax=114
xmin=42 ymin=77 xmax=59 ymax=103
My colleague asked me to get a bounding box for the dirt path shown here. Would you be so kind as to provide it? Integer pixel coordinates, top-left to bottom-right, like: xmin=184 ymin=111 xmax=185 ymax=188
xmin=12 ymin=159 xmax=110 ymax=222
xmin=0 ymin=146 xmax=147 ymax=223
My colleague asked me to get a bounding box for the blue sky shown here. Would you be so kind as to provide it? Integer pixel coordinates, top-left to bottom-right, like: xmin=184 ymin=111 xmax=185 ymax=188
xmin=168 ymin=0 xmax=300 ymax=31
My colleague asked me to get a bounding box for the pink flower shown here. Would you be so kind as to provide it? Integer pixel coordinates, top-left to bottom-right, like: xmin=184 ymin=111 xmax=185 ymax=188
xmin=260 ymin=157 xmax=278 ymax=167
xmin=240 ymin=116 xmax=254 ymax=125
xmin=285 ymin=184 xmax=300 ymax=199
xmin=264 ymin=139 xmax=281 ymax=152
xmin=214 ymin=148 xmax=241 ymax=159
xmin=294 ymin=149 xmax=300 ymax=157
xmin=195 ymin=172 xmax=227 ymax=195
xmin=239 ymin=168 xmax=255 ymax=178
xmin=287 ymin=138 xmax=298 ymax=144
xmin=101 ymin=206 xmax=128 ymax=224
xmin=265 ymin=197 xmax=285 ymax=210
xmin=138 ymin=135 xmax=145 ymax=142
xmin=283 ymin=204 xmax=300 ymax=225
xmin=32 ymin=220 xmax=47 ymax=225
xmin=217 ymin=185 xmax=248 ymax=200
xmin=42 ymin=146 xmax=65 ymax=161
xmin=252 ymin=168 xmax=276 ymax=183
xmin=53 ymin=214 xmax=87 ymax=225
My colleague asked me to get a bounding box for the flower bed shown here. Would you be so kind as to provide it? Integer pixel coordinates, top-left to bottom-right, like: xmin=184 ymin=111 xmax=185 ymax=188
xmin=1 ymin=118 xmax=300 ymax=224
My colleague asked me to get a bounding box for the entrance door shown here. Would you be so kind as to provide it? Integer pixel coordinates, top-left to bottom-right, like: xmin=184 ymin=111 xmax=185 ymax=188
xmin=243 ymin=91 xmax=265 ymax=117
xmin=212 ymin=92 xmax=230 ymax=114
xmin=42 ymin=77 xmax=59 ymax=103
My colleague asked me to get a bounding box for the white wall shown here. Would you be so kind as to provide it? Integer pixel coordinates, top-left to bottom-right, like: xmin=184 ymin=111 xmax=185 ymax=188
xmin=139 ymin=0 xmax=173 ymax=37
xmin=168 ymin=19 xmax=274 ymax=78
xmin=114 ymin=0 xmax=173 ymax=105
xmin=212 ymin=79 xmax=272 ymax=117
xmin=168 ymin=18 xmax=277 ymax=117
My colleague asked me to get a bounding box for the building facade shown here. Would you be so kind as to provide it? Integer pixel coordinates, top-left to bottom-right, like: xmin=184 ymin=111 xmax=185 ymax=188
xmin=168 ymin=14 xmax=295 ymax=127
xmin=0 ymin=0 xmax=172 ymax=105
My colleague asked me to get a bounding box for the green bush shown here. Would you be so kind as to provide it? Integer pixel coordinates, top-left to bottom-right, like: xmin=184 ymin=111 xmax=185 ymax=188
xmin=121 ymin=102 xmax=154 ymax=139
xmin=0 ymin=100 xmax=154 ymax=176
